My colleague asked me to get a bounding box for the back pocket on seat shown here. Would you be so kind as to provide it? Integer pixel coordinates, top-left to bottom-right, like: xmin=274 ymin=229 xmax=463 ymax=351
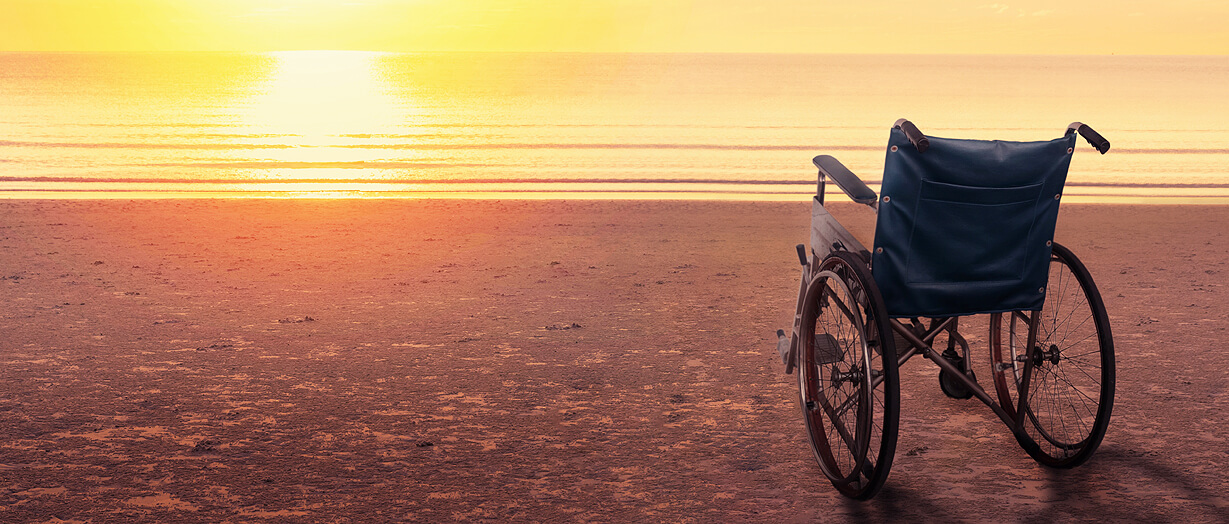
xmin=905 ymin=180 xmax=1042 ymax=285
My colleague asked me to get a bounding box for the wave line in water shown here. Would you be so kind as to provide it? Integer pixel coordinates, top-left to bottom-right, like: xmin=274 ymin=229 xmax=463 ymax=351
xmin=4 ymin=176 xmax=1229 ymax=189
xmin=5 ymin=188 xmax=1229 ymax=201
xmin=0 ymin=140 xmax=296 ymax=150
xmin=0 ymin=176 xmax=810 ymax=184
xmin=20 ymin=122 xmax=1228 ymax=133
xmin=139 ymin=161 xmax=484 ymax=169
xmin=0 ymin=140 xmax=851 ymax=151
xmin=4 ymin=139 xmax=1229 ymax=155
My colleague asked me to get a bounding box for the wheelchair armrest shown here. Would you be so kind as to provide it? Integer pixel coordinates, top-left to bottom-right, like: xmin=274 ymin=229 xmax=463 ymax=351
xmin=813 ymin=155 xmax=878 ymax=206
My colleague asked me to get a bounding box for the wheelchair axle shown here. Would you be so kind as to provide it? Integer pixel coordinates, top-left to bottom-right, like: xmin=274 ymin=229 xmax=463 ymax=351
xmin=830 ymin=365 xmax=863 ymax=386
xmin=1014 ymin=344 xmax=1062 ymax=366
xmin=1035 ymin=344 xmax=1061 ymax=365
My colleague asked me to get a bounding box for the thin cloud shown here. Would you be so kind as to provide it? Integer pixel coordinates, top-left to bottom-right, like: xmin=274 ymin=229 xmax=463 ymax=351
xmin=232 ymin=6 xmax=294 ymax=18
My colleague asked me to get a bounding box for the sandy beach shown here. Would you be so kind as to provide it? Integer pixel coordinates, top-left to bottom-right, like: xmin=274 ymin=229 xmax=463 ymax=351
xmin=0 ymin=199 xmax=1226 ymax=522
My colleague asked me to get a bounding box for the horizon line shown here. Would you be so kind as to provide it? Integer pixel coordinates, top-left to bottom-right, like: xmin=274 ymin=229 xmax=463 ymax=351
xmin=2 ymin=50 xmax=1228 ymax=57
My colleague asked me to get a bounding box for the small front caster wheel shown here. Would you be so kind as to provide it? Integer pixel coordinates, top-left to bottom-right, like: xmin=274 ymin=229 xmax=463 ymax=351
xmin=939 ymin=368 xmax=976 ymax=400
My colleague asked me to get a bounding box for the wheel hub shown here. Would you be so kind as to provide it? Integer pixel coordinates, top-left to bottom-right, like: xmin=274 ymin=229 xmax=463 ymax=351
xmin=830 ymin=365 xmax=863 ymax=386
xmin=1031 ymin=344 xmax=1061 ymax=366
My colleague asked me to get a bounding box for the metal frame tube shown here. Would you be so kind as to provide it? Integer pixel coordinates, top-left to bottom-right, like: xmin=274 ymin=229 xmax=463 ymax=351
xmin=888 ymin=318 xmax=1017 ymax=429
xmin=1013 ymin=312 xmax=1042 ymax=434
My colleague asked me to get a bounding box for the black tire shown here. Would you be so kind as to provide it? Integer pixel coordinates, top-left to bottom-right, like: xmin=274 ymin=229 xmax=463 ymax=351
xmin=939 ymin=368 xmax=976 ymax=400
xmin=989 ymin=242 xmax=1115 ymax=468
xmin=797 ymin=251 xmax=899 ymax=499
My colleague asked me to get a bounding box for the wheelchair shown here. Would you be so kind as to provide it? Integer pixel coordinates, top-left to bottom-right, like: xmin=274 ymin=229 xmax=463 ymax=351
xmin=776 ymin=120 xmax=1116 ymax=499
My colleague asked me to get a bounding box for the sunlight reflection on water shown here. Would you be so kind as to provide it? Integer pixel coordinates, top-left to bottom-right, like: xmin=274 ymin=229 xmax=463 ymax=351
xmin=1 ymin=52 xmax=1227 ymax=201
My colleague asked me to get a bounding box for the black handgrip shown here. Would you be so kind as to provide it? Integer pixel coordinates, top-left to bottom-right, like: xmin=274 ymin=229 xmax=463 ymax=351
xmin=894 ymin=119 xmax=929 ymax=152
xmin=1077 ymin=124 xmax=1110 ymax=154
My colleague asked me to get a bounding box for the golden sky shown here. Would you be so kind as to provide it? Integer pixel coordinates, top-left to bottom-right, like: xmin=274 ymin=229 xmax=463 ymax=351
xmin=2 ymin=0 xmax=1226 ymax=54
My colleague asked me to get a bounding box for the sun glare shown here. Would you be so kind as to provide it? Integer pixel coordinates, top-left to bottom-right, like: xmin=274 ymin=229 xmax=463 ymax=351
xmin=235 ymin=50 xmax=413 ymax=184
xmin=244 ymin=51 xmax=403 ymax=140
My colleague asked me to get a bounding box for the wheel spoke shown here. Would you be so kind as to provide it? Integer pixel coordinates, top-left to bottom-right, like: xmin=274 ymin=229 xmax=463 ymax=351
xmin=1064 ymin=357 xmax=1102 ymax=386
xmin=817 ymin=390 xmax=859 ymax=453
xmin=1048 ymin=366 xmax=1101 ymax=407
xmin=797 ymin=254 xmax=899 ymax=499
xmin=1049 ymin=303 xmax=1092 ymax=344
xmin=1056 ymin=330 xmax=1099 ymax=353
xmin=990 ymin=244 xmax=1113 ymax=467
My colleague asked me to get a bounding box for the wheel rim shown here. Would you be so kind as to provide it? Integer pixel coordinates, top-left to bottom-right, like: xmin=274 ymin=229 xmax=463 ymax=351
xmin=1024 ymin=254 xmax=1104 ymax=451
xmin=990 ymin=246 xmax=1114 ymax=464
xmin=800 ymin=269 xmax=870 ymax=484
xmin=798 ymin=254 xmax=894 ymax=496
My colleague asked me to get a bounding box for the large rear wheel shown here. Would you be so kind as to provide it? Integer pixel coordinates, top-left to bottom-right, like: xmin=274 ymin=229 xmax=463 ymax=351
xmin=990 ymin=242 xmax=1115 ymax=468
xmin=797 ymin=251 xmax=899 ymax=499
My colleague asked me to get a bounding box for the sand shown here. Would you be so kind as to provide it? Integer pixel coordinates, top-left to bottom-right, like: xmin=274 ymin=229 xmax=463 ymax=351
xmin=0 ymin=199 xmax=1226 ymax=522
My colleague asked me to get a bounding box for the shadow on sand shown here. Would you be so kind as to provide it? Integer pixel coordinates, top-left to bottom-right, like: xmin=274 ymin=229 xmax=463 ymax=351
xmin=841 ymin=483 xmax=966 ymax=522
xmin=836 ymin=444 xmax=1227 ymax=523
xmin=1021 ymin=444 xmax=1228 ymax=523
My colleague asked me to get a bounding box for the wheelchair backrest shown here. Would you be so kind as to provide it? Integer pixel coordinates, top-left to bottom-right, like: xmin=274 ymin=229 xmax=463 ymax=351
xmin=871 ymin=128 xmax=1078 ymax=318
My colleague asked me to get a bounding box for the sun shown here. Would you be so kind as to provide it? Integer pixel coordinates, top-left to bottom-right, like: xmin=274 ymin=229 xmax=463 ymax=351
xmin=230 ymin=50 xmax=416 ymax=188
xmin=243 ymin=51 xmax=403 ymax=139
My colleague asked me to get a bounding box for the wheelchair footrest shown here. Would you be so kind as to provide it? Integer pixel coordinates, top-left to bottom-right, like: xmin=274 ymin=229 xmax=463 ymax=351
xmin=813 ymin=333 xmax=844 ymax=364
xmin=776 ymin=329 xmax=790 ymax=366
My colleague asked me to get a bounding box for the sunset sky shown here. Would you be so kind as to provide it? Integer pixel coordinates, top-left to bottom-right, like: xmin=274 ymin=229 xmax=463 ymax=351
xmin=3 ymin=0 xmax=1226 ymax=54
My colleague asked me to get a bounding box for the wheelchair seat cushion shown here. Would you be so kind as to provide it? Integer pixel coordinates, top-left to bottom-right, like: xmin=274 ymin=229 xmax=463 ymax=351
xmin=871 ymin=128 xmax=1078 ymax=318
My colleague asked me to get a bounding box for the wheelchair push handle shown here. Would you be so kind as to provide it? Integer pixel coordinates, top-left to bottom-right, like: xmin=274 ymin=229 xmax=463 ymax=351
xmin=893 ymin=118 xmax=930 ymax=152
xmin=1067 ymin=122 xmax=1111 ymax=154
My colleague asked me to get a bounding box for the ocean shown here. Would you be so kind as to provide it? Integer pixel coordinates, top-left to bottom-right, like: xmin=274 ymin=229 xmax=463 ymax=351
xmin=2 ymin=52 xmax=1227 ymax=202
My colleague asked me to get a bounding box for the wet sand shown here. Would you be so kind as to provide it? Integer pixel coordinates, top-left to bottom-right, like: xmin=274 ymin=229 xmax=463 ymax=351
xmin=1 ymin=199 xmax=1226 ymax=522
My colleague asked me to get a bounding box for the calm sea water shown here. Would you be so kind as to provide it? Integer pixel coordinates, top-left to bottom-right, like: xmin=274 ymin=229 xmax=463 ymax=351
xmin=2 ymin=52 xmax=1227 ymax=202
